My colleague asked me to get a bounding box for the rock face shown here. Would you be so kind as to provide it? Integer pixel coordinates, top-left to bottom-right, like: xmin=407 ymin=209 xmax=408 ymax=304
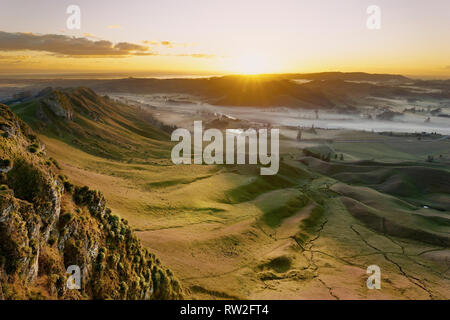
xmin=0 ymin=103 xmax=182 ymax=300
xmin=42 ymin=93 xmax=74 ymax=121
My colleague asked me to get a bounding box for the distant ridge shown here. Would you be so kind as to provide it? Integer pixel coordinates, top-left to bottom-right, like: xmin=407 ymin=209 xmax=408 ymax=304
xmin=276 ymin=72 xmax=410 ymax=82
xmin=0 ymin=72 xmax=420 ymax=110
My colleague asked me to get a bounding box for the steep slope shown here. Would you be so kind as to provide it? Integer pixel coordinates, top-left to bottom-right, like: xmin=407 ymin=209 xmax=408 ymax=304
xmin=11 ymin=87 xmax=173 ymax=161
xmin=0 ymin=103 xmax=182 ymax=299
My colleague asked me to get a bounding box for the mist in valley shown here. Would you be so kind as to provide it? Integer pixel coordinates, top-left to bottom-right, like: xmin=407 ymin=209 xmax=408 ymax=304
xmin=111 ymin=92 xmax=450 ymax=135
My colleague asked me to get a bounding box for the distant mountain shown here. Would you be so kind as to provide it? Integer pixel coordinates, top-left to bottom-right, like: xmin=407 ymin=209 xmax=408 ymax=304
xmin=10 ymin=87 xmax=173 ymax=161
xmin=279 ymin=72 xmax=410 ymax=82
xmin=0 ymin=103 xmax=182 ymax=299
xmin=88 ymin=77 xmax=339 ymax=108
xmin=87 ymin=75 xmax=413 ymax=109
xmin=300 ymin=79 xmax=413 ymax=105
xmin=0 ymin=72 xmax=434 ymax=109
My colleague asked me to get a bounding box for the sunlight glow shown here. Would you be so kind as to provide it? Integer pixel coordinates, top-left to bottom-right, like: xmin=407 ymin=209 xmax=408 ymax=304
xmin=232 ymin=53 xmax=270 ymax=75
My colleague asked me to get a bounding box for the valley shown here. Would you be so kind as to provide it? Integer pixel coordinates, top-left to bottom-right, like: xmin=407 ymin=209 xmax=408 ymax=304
xmin=2 ymin=73 xmax=450 ymax=299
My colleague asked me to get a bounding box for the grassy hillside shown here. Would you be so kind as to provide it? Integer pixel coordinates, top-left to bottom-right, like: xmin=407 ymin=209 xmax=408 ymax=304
xmin=5 ymin=87 xmax=449 ymax=300
xmin=300 ymin=157 xmax=450 ymax=211
xmin=0 ymin=102 xmax=182 ymax=299
xmin=11 ymin=87 xmax=172 ymax=161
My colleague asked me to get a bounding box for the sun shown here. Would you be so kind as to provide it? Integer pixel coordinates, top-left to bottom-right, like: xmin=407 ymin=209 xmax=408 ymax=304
xmin=232 ymin=53 xmax=269 ymax=75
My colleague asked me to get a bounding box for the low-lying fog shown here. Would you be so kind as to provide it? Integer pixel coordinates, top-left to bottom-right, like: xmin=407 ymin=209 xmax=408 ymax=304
xmin=111 ymin=93 xmax=450 ymax=135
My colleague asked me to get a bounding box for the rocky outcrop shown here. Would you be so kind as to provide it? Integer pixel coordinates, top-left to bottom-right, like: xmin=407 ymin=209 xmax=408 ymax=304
xmin=0 ymin=194 xmax=41 ymax=283
xmin=42 ymin=94 xmax=74 ymax=121
xmin=0 ymin=103 xmax=182 ymax=300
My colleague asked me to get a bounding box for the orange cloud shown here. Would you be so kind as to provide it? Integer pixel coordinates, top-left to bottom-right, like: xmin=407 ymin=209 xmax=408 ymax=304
xmin=142 ymin=40 xmax=191 ymax=48
xmin=0 ymin=31 xmax=152 ymax=57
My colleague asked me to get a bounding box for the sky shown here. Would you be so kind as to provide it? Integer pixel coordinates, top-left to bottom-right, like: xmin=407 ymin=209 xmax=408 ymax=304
xmin=0 ymin=0 xmax=449 ymax=77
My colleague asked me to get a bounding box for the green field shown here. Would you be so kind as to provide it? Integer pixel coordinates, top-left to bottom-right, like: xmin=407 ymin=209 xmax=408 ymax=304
xmin=9 ymin=87 xmax=450 ymax=299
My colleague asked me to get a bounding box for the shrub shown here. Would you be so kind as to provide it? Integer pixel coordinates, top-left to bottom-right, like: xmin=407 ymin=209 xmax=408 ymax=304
xmin=73 ymin=186 xmax=102 ymax=207
xmin=28 ymin=146 xmax=38 ymax=153
xmin=119 ymin=281 xmax=128 ymax=296
xmin=97 ymin=252 xmax=105 ymax=262
xmin=59 ymin=212 xmax=74 ymax=227
xmin=0 ymin=159 xmax=11 ymax=167
xmin=28 ymin=143 xmax=39 ymax=153
xmin=47 ymin=237 xmax=56 ymax=246
xmin=0 ymin=172 xmax=6 ymax=184
xmin=50 ymin=157 xmax=61 ymax=169
xmin=64 ymin=181 xmax=74 ymax=193
xmin=6 ymin=159 xmax=47 ymax=204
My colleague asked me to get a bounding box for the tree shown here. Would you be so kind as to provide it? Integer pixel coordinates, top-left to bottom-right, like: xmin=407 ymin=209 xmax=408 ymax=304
xmin=296 ymin=128 xmax=302 ymax=141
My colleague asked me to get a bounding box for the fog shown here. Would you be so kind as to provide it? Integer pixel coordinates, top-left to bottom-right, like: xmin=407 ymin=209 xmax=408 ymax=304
xmin=111 ymin=93 xmax=450 ymax=135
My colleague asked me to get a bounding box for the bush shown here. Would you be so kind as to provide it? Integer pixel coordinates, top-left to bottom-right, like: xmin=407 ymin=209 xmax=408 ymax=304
xmin=73 ymin=186 xmax=102 ymax=206
xmin=50 ymin=157 xmax=61 ymax=169
xmin=0 ymin=159 xmax=11 ymax=167
xmin=64 ymin=181 xmax=74 ymax=193
xmin=119 ymin=281 xmax=128 ymax=296
xmin=28 ymin=143 xmax=39 ymax=153
xmin=59 ymin=212 xmax=74 ymax=227
xmin=6 ymin=159 xmax=47 ymax=204
xmin=97 ymin=252 xmax=105 ymax=262
xmin=47 ymin=237 xmax=56 ymax=246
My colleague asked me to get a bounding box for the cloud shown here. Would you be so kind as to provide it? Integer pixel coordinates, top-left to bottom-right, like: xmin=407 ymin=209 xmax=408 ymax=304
xmin=160 ymin=41 xmax=173 ymax=47
xmin=0 ymin=54 xmax=32 ymax=64
xmin=0 ymin=54 xmax=30 ymax=60
xmin=142 ymin=40 xmax=191 ymax=48
xmin=107 ymin=25 xmax=122 ymax=29
xmin=0 ymin=31 xmax=218 ymax=60
xmin=83 ymin=33 xmax=100 ymax=39
xmin=176 ymin=53 xmax=216 ymax=59
xmin=141 ymin=40 xmax=160 ymax=46
xmin=115 ymin=42 xmax=148 ymax=51
xmin=0 ymin=31 xmax=152 ymax=57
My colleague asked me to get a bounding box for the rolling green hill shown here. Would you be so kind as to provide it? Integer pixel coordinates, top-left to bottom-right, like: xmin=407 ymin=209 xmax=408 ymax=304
xmin=11 ymin=87 xmax=172 ymax=161
xmin=4 ymin=86 xmax=449 ymax=300
xmin=0 ymin=103 xmax=182 ymax=299
xmin=300 ymin=157 xmax=450 ymax=210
